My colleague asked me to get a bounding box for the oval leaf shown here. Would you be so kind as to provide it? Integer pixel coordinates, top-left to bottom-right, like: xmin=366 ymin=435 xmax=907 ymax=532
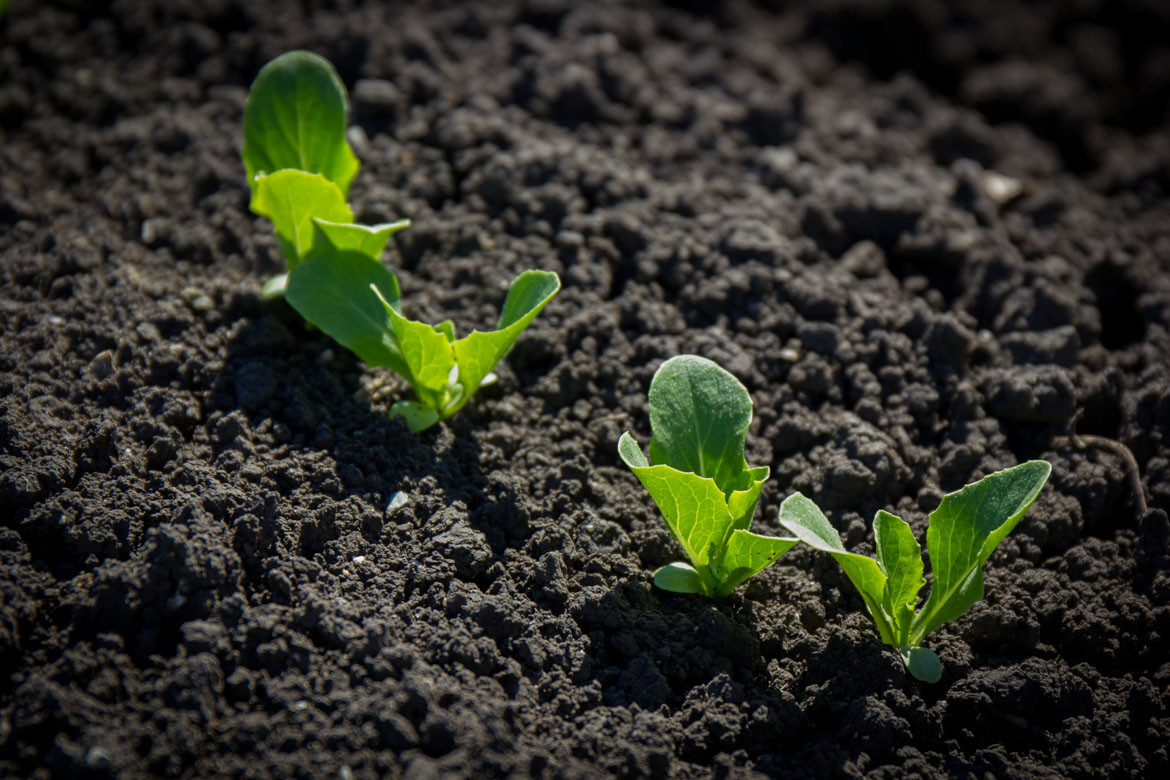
xmin=900 ymin=646 xmax=942 ymax=683
xmin=646 ymin=355 xmax=757 ymax=497
xmin=653 ymin=562 xmax=704 ymax=594
xmin=242 ymin=50 xmax=359 ymax=196
xmin=911 ymin=460 xmax=1052 ymax=643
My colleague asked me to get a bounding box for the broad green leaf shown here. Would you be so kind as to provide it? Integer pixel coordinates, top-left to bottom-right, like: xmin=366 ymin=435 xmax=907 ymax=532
xmin=619 ymin=432 xmax=729 ymax=587
xmin=312 ymin=218 xmax=410 ymax=260
xmin=900 ymin=646 xmax=941 ymax=683
xmin=251 ymin=170 xmax=352 ymax=267
xmin=242 ymin=50 xmax=359 ymax=196
xmin=451 ymin=270 xmax=560 ymax=404
xmin=284 ymin=250 xmax=405 ymax=374
xmin=374 ymin=287 xmax=457 ymax=407
xmin=389 ymin=400 xmax=441 ymax=433
xmin=911 ymin=460 xmax=1052 ymax=643
xmin=777 ymin=492 xmax=894 ymax=643
xmin=715 ymin=529 xmax=798 ymax=597
xmin=654 ymin=562 xmax=704 ymax=594
xmin=874 ymin=510 xmax=924 ymax=643
xmin=646 ymin=355 xmax=756 ymax=496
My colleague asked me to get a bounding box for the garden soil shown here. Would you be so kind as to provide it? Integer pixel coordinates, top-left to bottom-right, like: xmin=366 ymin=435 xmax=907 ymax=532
xmin=2 ymin=0 xmax=1169 ymax=777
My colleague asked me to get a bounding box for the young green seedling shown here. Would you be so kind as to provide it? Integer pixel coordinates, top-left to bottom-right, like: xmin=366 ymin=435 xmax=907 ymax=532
xmin=283 ymin=254 xmax=560 ymax=432
xmin=777 ymin=460 xmax=1052 ymax=682
xmin=240 ymin=51 xmax=560 ymax=431
xmin=619 ymin=355 xmax=798 ymax=597
xmin=241 ymin=50 xmax=409 ymax=298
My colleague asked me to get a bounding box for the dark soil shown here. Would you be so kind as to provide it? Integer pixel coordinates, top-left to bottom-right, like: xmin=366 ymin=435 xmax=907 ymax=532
xmin=2 ymin=1 xmax=1169 ymax=778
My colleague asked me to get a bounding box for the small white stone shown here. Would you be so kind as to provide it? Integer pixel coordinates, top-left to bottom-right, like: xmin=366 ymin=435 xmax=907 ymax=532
xmin=385 ymin=491 xmax=409 ymax=515
xmin=981 ymin=170 xmax=1023 ymax=205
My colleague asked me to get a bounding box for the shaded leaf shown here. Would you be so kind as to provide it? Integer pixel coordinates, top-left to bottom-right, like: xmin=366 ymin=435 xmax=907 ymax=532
xmin=284 ymin=250 xmax=404 ymax=373
xmin=901 ymin=646 xmax=942 ymax=683
xmin=389 ymin=400 xmax=441 ymax=433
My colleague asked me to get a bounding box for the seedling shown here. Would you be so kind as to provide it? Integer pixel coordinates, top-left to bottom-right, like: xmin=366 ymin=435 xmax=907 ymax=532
xmin=619 ymin=355 xmax=798 ymax=597
xmin=777 ymin=460 xmax=1052 ymax=682
xmin=241 ymin=50 xmax=409 ymax=298
xmin=240 ymin=51 xmax=560 ymax=430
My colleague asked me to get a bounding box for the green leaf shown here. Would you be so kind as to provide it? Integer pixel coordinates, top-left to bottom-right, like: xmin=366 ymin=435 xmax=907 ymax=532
xmin=715 ymin=530 xmax=798 ymax=597
xmin=251 ymin=170 xmax=352 ymax=267
xmin=372 ymin=287 xmax=457 ymax=409
xmin=900 ymin=646 xmax=941 ymax=683
xmin=449 ymin=270 xmax=560 ymax=409
xmin=619 ymin=432 xmax=729 ymax=595
xmin=389 ymin=400 xmax=441 ymax=433
xmin=242 ymin=50 xmax=359 ymax=196
xmin=654 ymin=562 xmax=704 ymax=594
xmin=874 ymin=510 xmax=924 ymax=644
xmin=777 ymin=493 xmax=895 ymax=643
xmin=284 ymin=249 xmax=405 ymax=373
xmin=312 ymin=218 xmax=410 ymax=260
xmin=646 ymin=355 xmax=757 ymax=496
xmin=911 ymin=460 xmax=1052 ymax=643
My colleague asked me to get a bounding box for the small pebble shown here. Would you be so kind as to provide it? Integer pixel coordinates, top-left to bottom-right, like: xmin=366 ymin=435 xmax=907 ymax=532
xmin=981 ymin=170 xmax=1023 ymax=205
xmin=385 ymin=491 xmax=410 ymax=515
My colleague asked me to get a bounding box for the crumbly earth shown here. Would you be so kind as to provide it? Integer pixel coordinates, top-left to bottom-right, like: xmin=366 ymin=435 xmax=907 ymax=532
xmin=2 ymin=1 xmax=1169 ymax=778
